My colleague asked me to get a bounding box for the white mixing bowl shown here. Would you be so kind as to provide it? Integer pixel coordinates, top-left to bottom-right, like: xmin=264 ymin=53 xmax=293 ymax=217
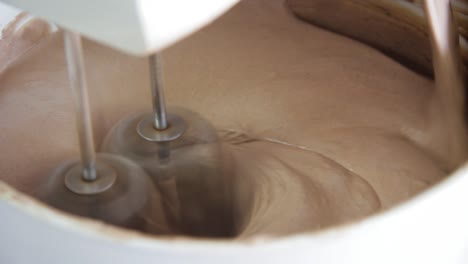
xmin=1 ymin=1 xmax=467 ymax=263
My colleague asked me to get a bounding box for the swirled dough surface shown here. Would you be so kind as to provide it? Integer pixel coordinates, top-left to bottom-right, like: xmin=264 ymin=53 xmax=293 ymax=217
xmin=0 ymin=0 xmax=463 ymax=238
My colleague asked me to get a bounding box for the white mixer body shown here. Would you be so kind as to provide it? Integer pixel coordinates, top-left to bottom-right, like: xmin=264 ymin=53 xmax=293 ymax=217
xmin=0 ymin=0 xmax=239 ymax=55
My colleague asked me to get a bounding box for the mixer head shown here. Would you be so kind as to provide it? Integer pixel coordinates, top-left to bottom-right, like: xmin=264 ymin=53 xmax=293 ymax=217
xmin=37 ymin=154 xmax=172 ymax=233
xmin=101 ymin=107 xmax=233 ymax=236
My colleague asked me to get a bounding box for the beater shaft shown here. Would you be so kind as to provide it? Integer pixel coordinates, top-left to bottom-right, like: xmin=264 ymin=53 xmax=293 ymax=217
xmin=423 ymin=0 xmax=468 ymax=168
xmin=149 ymin=54 xmax=169 ymax=130
xmin=64 ymin=31 xmax=97 ymax=182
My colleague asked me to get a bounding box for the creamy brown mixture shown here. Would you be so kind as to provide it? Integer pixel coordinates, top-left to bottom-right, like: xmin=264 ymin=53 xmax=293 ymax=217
xmin=0 ymin=0 xmax=465 ymax=238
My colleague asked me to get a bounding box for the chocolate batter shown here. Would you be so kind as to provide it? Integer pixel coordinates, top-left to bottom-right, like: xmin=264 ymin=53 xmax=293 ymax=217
xmin=0 ymin=0 xmax=465 ymax=238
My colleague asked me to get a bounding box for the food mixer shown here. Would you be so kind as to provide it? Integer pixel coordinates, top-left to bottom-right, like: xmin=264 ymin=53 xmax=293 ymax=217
xmin=0 ymin=0 xmax=466 ymax=262
xmin=0 ymin=0 xmax=238 ymax=236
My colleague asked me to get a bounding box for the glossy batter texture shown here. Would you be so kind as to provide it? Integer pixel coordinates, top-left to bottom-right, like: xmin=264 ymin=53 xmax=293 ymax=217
xmin=0 ymin=0 xmax=464 ymax=238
